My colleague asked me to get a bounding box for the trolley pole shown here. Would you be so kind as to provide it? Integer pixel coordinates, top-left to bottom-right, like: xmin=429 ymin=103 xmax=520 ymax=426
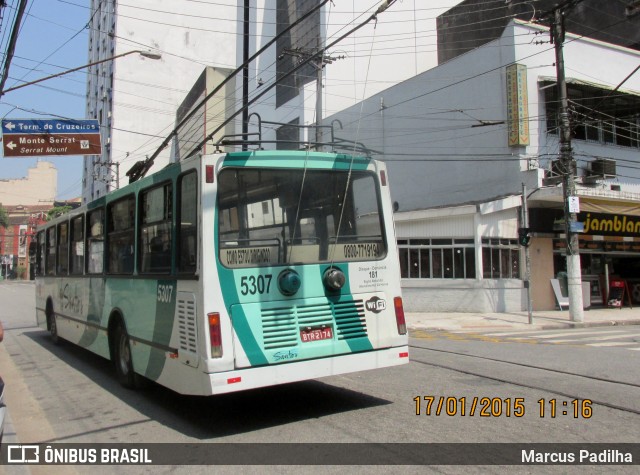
xmin=552 ymin=7 xmax=584 ymax=322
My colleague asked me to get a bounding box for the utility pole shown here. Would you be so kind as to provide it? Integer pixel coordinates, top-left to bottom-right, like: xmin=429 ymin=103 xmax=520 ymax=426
xmin=94 ymin=160 xmax=120 ymax=191
xmin=183 ymin=0 xmax=396 ymax=164
xmin=242 ymin=0 xmax=250 ymax=151
xmin=280 ymin=48 xmax=344 ymax=150
xmin=521 ymin=184 xmax=533 ymax=324
xmin=551 ymin=5 xmax=584 ymax=322
xmin=315 ymin=59 xmax=323 ymax=149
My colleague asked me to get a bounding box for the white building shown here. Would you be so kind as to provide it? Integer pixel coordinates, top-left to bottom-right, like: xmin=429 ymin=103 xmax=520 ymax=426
xmin=83 ymin=1 xmax=454 ymax=198
xmin=240 ymin=0 xmax=452 ymax=149
xmin=324 ymin=19 xmax=640 ymax=312
xmin=0 ymin=161 xmax=56 ymax=206
xmin=83 ymin=0 xmax=239 ymax=203
xmin=82 ymin=1 xmax=640 ymax=312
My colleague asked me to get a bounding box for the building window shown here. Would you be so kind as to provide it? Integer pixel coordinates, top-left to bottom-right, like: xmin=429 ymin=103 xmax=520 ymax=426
xmin=276 ymin=118 xmax=300 ymax=150
xmin=482 ymin=239 xmax=520 ymax=279
xmin=398 ymin=239 xmax=476 ymax=279
xmin=545 ymin=81 xmax=640 ymax=149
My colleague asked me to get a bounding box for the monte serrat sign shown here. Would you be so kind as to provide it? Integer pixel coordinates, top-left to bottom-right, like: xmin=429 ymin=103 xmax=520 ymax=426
xmin=1 ymin=119 xmax=101 ymax=157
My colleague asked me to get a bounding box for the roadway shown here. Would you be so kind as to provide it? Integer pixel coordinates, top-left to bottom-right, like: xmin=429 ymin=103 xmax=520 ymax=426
xmin=1 ymin=281 xmax=639 ymax=474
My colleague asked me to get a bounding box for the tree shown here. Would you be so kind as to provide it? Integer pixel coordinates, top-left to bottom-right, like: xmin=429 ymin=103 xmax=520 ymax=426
xmin=0 ymin=205 xmax=8 ymax=229
xmin=46 ymin=205 xmax=72 ymax=221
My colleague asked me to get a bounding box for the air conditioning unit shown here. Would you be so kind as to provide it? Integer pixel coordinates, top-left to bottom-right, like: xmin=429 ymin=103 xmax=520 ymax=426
xmin=589 ymin=159 xmax=616 ymax=178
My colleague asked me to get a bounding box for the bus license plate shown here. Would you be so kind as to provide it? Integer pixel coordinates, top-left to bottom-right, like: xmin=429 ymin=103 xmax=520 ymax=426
xmin=300 ymin=326 xmax=333 ymax=343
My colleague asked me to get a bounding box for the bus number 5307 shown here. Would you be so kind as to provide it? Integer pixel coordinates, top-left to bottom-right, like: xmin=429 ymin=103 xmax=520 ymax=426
xmin=157 ymin=284 xmax=174 ymax=303
xmin=240 ymin=275 xmax=272 ymax=296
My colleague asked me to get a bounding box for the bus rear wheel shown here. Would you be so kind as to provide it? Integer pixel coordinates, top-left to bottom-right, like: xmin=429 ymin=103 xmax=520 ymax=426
xmin=113 ymin=324 xmax=137 ymax=389
xmin=47 ymin=307 xmax=60 ymax=345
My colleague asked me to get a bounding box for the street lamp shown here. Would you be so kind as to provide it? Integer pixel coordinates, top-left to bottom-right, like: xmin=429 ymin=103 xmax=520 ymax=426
xmin=0 ymin=50 xmax=162 ymax=96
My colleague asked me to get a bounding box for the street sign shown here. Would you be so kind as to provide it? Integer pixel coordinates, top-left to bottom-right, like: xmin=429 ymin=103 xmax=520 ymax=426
xmin=568 ymin=196 xmax=580 ymax=213
xmin=570 ymin=221 xmax=585 ymax=233
xmin=1 ymin=119 xmax=102 ymax=157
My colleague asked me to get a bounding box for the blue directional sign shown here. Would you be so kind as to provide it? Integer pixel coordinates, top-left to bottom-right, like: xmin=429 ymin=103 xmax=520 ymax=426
xmin=2 ymin=119 xmax=100 ymax=135
xmin=1 ymin=118 xmax=102 ymax=157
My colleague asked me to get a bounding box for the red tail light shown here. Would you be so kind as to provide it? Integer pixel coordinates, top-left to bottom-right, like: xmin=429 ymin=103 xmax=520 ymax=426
xmin=380 ymin=170 xmax=387 ymax=186
xmin=394 ymin=297 xmax=407 ymax=335
xmin=206 ymin=165 xmax=215 ymax=183
xmin=208 ymin=312 xmax=223 ymax=358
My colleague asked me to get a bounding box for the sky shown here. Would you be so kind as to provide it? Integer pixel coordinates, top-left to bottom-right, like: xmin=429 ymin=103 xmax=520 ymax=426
xmin=0 ymin=0 xmax=90 ymax=201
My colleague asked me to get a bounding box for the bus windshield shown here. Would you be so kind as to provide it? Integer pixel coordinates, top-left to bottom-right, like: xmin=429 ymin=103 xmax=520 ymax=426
xmin=218 ymin=167 xmax=386 ymax=267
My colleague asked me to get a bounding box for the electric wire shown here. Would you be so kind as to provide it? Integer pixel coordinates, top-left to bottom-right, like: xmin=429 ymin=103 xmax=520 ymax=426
xmin=1 ymin=0 xmax=640 ymax=195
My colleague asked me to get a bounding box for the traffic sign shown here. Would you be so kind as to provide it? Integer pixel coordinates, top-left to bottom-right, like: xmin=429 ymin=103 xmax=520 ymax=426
xmin=1 ymin=119 xmax=102 ymax=157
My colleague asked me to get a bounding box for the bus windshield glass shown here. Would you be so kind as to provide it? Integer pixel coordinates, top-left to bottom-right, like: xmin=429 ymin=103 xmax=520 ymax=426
xmin=218 ymin=167 xmax=386 ymax=267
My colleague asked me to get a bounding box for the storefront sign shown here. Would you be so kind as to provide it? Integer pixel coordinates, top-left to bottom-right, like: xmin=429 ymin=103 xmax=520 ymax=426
xmin=533 ymin=209 xmax=640 ymax=238
xmin=506 ymin=64 xmax=530 ymax=146
xmin=608 ymin=279 xmax=632 ymax=308
xmin=582 ymin=212 xmax=640 ymax=237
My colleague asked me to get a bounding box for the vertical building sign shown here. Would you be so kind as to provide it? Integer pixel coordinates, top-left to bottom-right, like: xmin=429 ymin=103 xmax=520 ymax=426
xmin=506 ymin=64 xmax=530 ymax=146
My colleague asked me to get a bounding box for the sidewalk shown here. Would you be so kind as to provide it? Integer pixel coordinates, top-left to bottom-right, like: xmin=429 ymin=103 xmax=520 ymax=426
xmin=406 ymin=306 xmax=640 ymax=332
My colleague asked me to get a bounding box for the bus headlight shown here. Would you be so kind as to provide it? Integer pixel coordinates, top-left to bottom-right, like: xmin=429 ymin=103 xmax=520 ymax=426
xmin=323 ymin=267 xmax=345 ymax=291
xmin=278 ymin=269 xmax=301 ymax=296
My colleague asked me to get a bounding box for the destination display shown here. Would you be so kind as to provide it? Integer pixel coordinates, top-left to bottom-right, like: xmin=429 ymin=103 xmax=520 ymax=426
xmin=220 ymin=246 xmax=277 ymax=267
xmin=220 ymin=242 xmax=384 ymax=267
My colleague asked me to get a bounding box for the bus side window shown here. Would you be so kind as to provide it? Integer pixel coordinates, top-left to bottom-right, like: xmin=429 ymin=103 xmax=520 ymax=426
xmin=46 ymin=227 xmax=56 ymax=275
xmin=70 ymin=215 xmax=84 ymax=275
xmin=37 ymin=231 xmax=45 ymax=276
xmin=57 ymin=221 xmax=69 ymax=275
xmin=107 ymin=196 xmax=135 ymax=275
xmin=139 ymin=183 xmax=172 ymax=274
xmin=177 ymin=171 xmax=197 ymax=274
xmin=29 ymin=240 xmax=37 ymax=278
xmin=87 ymin=208 xmax=104 ymax=274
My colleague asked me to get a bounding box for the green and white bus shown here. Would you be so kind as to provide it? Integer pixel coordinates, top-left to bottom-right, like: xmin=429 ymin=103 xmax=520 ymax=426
xmin=34 ymin=150 xmax=409 ymax=395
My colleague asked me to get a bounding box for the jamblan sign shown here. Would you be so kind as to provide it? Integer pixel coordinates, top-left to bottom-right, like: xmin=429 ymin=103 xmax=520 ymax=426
xmin=582 ymin=212 xmax=640 ymax=237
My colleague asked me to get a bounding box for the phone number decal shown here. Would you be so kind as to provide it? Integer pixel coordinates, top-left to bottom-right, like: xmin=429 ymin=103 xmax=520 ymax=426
xmin=414 ymin=396 xmax=593 ymax=418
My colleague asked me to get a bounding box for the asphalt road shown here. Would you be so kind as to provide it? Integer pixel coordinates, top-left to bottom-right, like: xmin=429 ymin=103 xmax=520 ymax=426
xmin=1 ymin=281 xmax=639 ymax=474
